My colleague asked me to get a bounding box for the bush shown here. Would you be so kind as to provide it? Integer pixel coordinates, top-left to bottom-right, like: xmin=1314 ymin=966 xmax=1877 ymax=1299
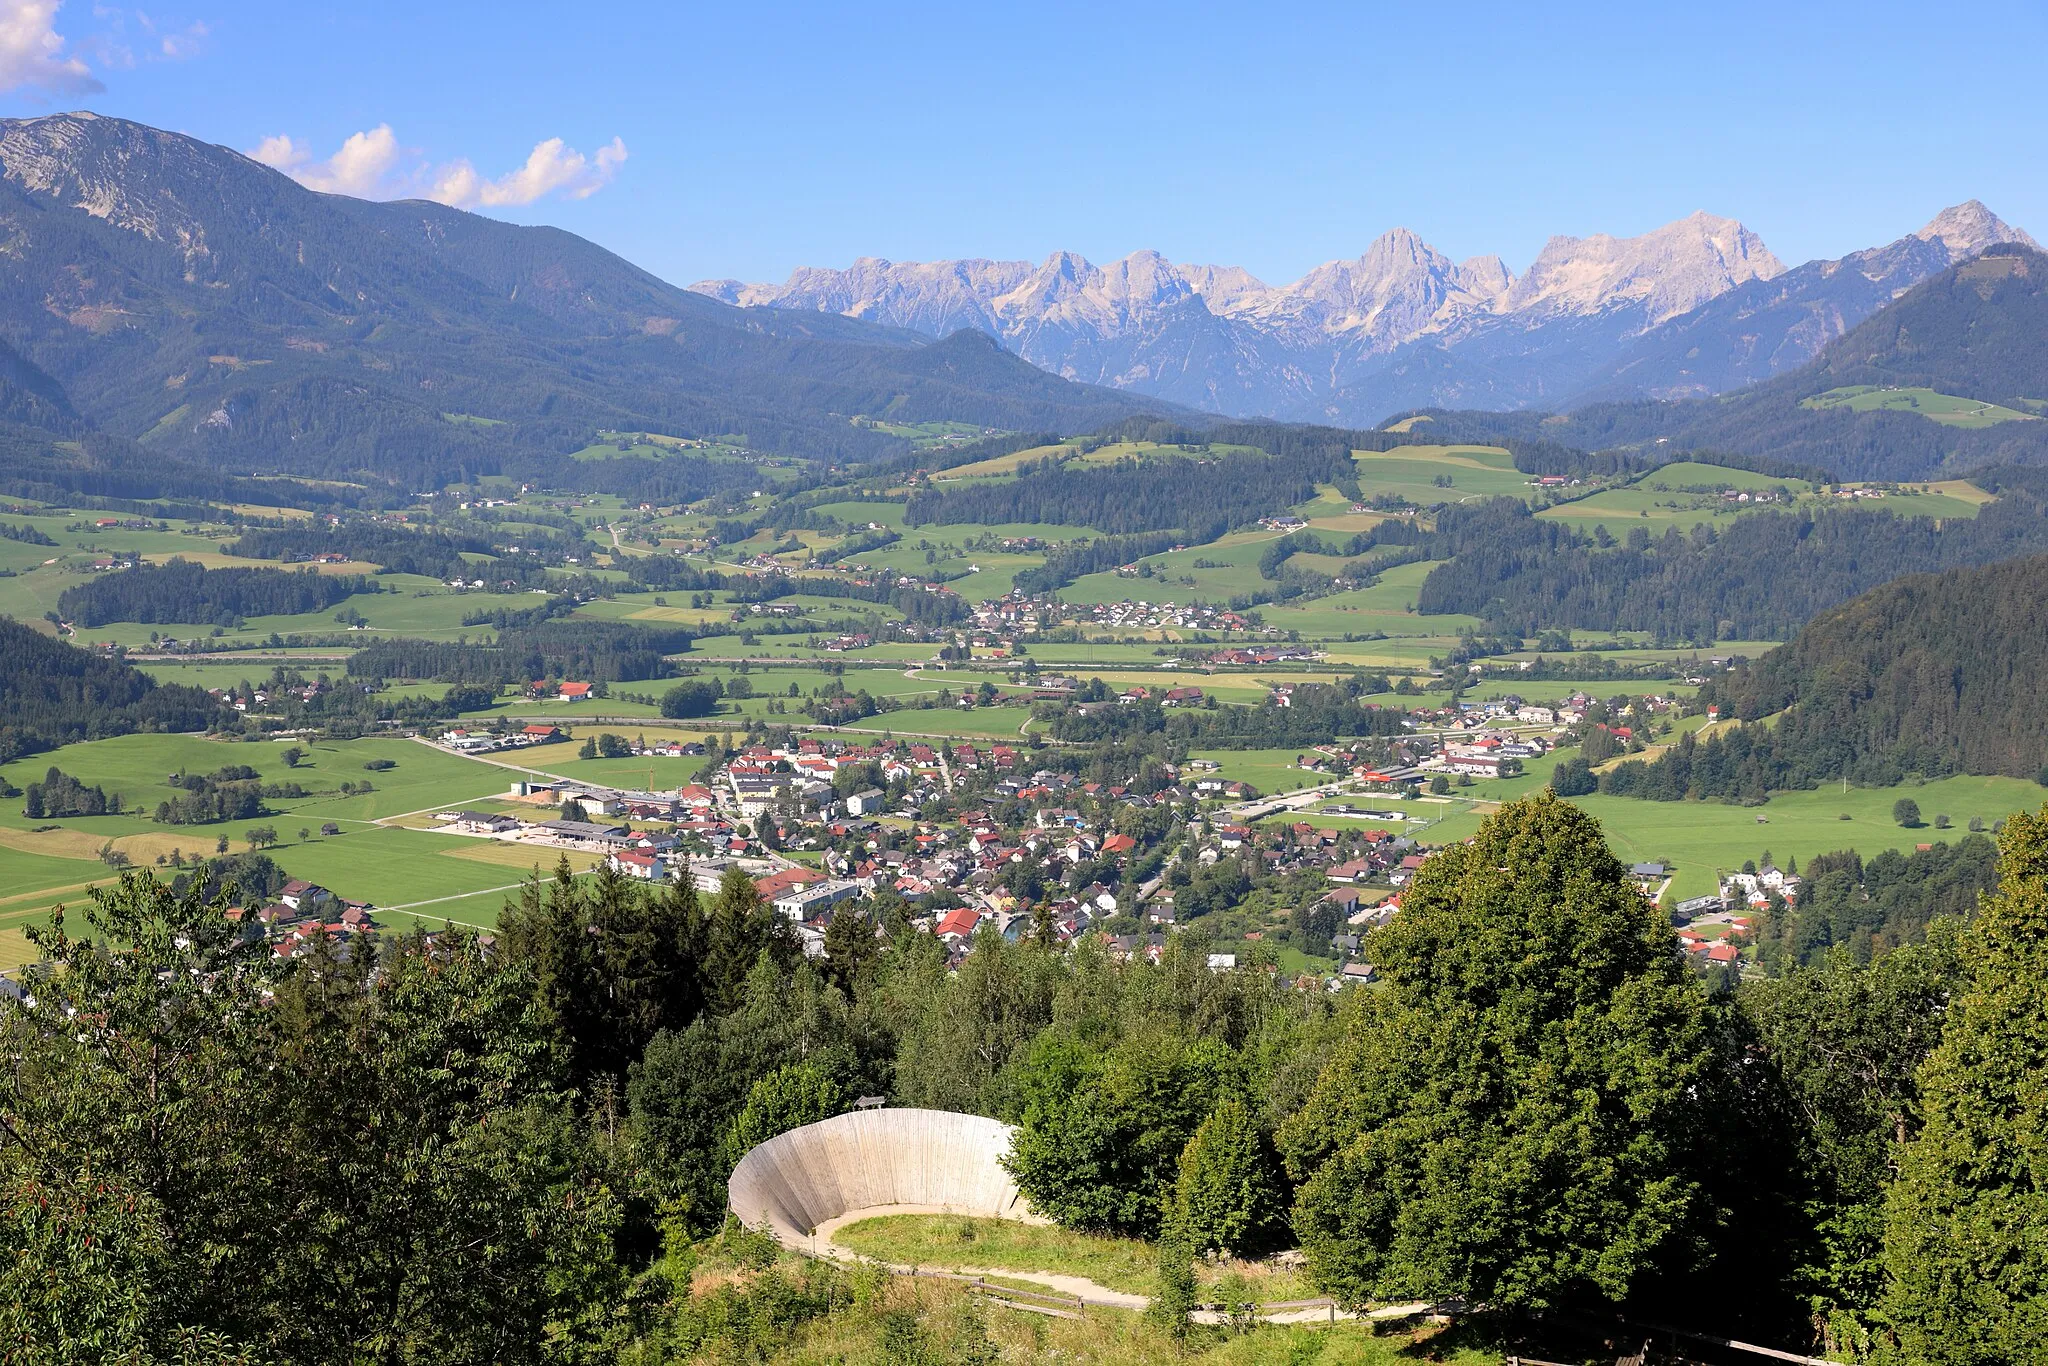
xmin=1894 ymin=798 xmax=1923 ymax=828
xmin=1169 ymin=1097 xmax=1286 ymax=1257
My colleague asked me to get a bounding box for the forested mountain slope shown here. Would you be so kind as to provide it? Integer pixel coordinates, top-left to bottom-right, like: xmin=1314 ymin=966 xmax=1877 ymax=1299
xmin=1592 ymin=552 xmax=2048 ymax=801
xmin=1712 ymin=552 xmax=2048 ymax=780
xmin=1412 ymin=465 xmax=2048 ymax=639
xmin=0 ymin=113 xmax=1165 ymax=489
xmin=0 ymin=618 xmax=223 ymax=761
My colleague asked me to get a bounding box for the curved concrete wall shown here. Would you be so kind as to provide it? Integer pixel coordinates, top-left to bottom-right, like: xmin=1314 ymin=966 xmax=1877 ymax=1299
xmin=727 ymin=1108 xmax=1035 ymax=1247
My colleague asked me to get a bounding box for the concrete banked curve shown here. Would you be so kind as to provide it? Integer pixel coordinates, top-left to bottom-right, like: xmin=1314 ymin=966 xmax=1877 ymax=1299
xmin=727 ymin=1108 xmax=1035 ymax=1248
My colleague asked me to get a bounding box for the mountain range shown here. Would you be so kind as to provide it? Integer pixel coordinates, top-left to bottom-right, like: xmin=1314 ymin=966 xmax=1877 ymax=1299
xmin=0 ymin=112 xmax=1164 ymax=497
xmin=693 ymin=204 xmax=2036 ymax=425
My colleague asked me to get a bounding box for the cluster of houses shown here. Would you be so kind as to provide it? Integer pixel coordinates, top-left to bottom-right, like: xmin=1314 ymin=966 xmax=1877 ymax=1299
xmin=223 ymin=878 xmax=381 ymax=960
xmin=409 ymin=726 xmax=1466 ymax=987
xmin=1210 ymin=644 xmax=1323 ymax=666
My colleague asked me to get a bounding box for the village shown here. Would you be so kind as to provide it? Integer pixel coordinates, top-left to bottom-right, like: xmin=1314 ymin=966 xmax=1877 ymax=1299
xmin=361 ymin=678 xmax=1757 ymax=990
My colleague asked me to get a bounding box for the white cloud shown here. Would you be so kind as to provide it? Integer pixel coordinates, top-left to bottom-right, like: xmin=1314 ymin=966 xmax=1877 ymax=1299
xmin=154 ymin=17 xmax=207 ymax=61
xmin=250 ymin=125 xmax=628 ymax=210
xmin=426 ymin=135 xmax=628 ymax=208
xmin=0 ymin=0 xmax=103 ymax=94
xmin=248 ymin=124 xmax=402 ymax=198
xmin=73 ymin=5 xmax=204 ymax=72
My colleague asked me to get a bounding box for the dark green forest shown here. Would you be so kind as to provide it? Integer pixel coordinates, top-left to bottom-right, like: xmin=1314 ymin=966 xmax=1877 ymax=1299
xmin=0 ymin=618 xmax=223 ymax=761
xmin=1413 ymin=468 xmax=2048 ymax=639
xmin=58 ymin=560 xmax=373 ymax=629
xmin=1597 ymin=553 xmax=2048 ymax=798
xmin=904 ymin=442 xmax=1353 ymax=536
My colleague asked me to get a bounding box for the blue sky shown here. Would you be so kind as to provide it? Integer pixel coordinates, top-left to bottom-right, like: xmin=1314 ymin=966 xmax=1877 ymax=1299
xmin=5 ymin=0 xmax=2046 ymax=289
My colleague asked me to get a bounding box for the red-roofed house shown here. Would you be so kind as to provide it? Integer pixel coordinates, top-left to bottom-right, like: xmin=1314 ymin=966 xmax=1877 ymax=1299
xmin=934 ymin=908 xmax=981 ymax=943
xmin=608 ymin=850 xmax=666 ymax=881
xmin=754 ymin=866 xmax=826 ymax=901
xmin=558 ymin=681 xmax=592 ymax=701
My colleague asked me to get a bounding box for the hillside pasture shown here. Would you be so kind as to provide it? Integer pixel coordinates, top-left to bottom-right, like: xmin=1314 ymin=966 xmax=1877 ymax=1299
xmin=1351 ymin=444 xmax=1532 ymax=504
xmin=1801 ymin=385 xmax=2039 ymax=428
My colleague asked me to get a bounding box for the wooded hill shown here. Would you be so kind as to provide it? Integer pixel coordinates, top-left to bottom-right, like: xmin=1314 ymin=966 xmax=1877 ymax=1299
xmin=1412 ymin=465 xmax=2048 ymax=640
xmin=0 ymin=618 xmax=224 ymax=761
xmin=1598 ymin=552 xmax=2048 ymax=800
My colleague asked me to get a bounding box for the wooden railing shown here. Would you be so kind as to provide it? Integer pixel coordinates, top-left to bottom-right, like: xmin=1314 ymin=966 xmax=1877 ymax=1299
xmin=964 ymin=1277 xmax=1084 ymax=1319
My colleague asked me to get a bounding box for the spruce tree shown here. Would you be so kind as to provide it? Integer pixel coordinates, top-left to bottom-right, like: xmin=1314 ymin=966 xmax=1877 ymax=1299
xmin=1881 ymin=806 xmax=2048 ymax=1361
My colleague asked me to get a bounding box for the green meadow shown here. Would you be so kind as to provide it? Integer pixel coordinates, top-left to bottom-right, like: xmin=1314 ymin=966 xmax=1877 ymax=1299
xmin=838 ymin=705 xmax=1038 ymax=739
xmin=1351 ymin=444 xmax=1532 ymax=504
xmin=1801 ymin=384 xmax=2039 ymax=428
xmin=1406 ymin=774 xmax=2048 ymax=901
xmin=0 ymin=733 xmax=573 ymax=950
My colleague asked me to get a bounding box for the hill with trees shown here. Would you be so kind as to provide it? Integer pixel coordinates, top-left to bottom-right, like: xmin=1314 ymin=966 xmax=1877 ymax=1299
xmin=1595 ymin=552 xmax=2048 ymax=800
xmin=0 ymin=618 xmax=225 ymax=760
xmin=1413 ymin=465 xmax=2048 ymax=640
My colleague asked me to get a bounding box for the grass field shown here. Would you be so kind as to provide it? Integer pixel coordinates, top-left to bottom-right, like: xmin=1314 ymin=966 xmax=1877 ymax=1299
xmin=1062 ymin=532 xmax=1280 ymax=607
xmin=0 ymin=733 xmax=553 ymax=942
xmin=838 ymin=706 xmax=1037 ymax=739
xmin=1187 ymin=749 xmax=1326 ymax=794
xmin=1405 ymin=774 xmax=2048 ymax=900
xmin=1833 ymin=485 xmax=1990 ymax=521
xmin=1632 ymin=461 xmax=1814 ymax=494
xmin=1258 ymin=560 xmax=1481 ymax=638
xmin=1801 ymin=385 xmax=2039 ymax=428
xmin=1536 ymin=485 xmax=1760 ymax=534
xmin=1350 ymin=445 xmax=1531 ymax=504
xmin=831 ymin=1215 xmax=1311 ymax=1300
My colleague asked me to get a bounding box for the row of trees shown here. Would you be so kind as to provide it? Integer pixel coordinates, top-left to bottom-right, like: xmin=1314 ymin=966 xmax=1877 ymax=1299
xmin=1049 ymin=682 xmax=1409 ymax=750
xmin=57 ymin=558 xmax=374 ymax=628
xmin=347 ymin=621 xmax=695 ymax=686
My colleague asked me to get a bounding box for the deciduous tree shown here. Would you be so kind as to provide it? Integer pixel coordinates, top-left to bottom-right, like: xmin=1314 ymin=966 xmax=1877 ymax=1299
xmin=1279 ymin=794 xmax=1718 ymax=1313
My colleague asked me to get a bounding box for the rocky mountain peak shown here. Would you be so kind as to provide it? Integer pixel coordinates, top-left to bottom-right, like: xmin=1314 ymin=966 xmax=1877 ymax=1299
xmin=1504 ymin=211 xmax=1783 ymax=326
xmin=1913 ymin=201 xmax=2039 ymax=257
